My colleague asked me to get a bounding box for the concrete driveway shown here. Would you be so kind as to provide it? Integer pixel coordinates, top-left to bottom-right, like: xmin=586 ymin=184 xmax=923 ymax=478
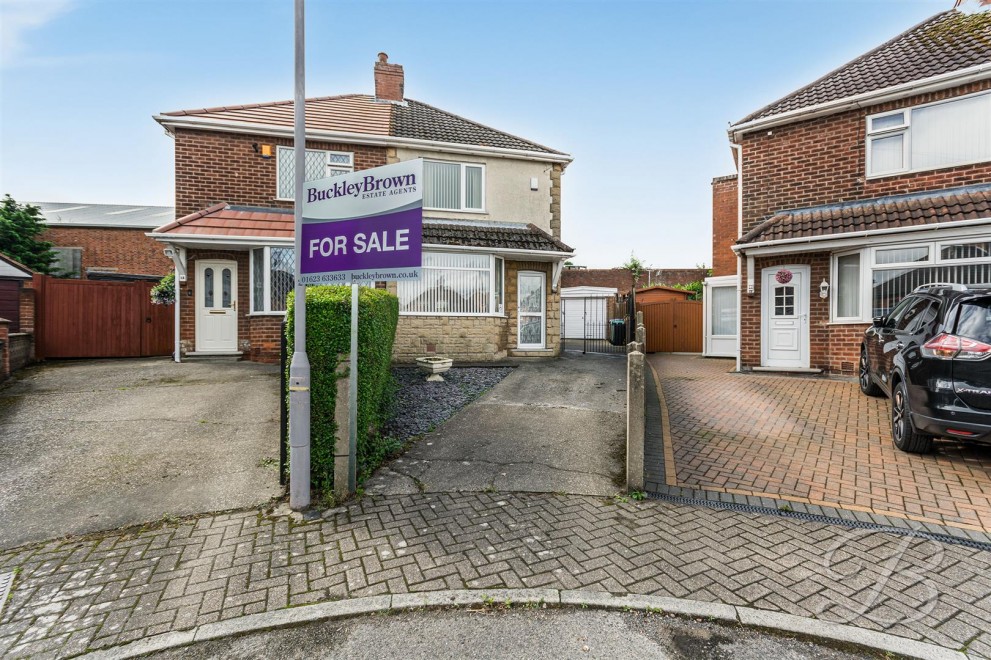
xmin=366 ymin=353 xmax=627 ymax=497
xmin=0 ymin=358 xmax=283 ymax=548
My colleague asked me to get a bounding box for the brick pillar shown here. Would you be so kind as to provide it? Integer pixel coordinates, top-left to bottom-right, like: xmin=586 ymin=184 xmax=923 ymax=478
xmin=549 ymin=164 xmax=563 ymax=239
xmin=19 ymin=283 xmax=35 ymax=333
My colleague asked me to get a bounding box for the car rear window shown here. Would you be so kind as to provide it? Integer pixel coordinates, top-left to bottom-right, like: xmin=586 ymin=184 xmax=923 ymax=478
xmin=956 ymin=301 xmax=991 ymax=343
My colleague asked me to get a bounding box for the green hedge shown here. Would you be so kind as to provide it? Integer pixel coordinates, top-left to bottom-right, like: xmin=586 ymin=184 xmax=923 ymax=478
xmin=285 ymin=286 xmax=399 ymax=495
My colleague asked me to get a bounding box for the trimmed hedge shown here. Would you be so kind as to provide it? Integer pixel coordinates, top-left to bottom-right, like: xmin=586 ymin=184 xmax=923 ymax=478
xmin=285 ymin=286 xmax=399 ymax=495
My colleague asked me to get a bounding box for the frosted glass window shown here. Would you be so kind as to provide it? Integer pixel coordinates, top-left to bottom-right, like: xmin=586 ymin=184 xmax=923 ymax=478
xmin=710 ymin=286 xmax=737 ymax=336
xmin=465 ymin=166 xmax=483 ymax=210
xmin=252 ymin=248 xmax=264 ymax=312
xmin=869 ymin=134 xmax=904 ymax=175
xmin=912 ymin=93 xmax=991 ymax=171
xmin=836 ymin=253 xmax=861 ymax=318
xmin=222 ymin=269 xmax=232 ymax=308
xmin=276 ymin=147 xmax=353 ymax=199
xmin=203 ymin=268 xmax=214 ymax=308
xmin=424 ymin=161 xmax=460 ymax=209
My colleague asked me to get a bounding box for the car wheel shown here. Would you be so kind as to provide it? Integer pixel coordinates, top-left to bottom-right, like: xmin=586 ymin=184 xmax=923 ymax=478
xmin=891 ymin=379 xmax=933 ymax=454
xmin=859 ymin=347 xmax=882 ymax=396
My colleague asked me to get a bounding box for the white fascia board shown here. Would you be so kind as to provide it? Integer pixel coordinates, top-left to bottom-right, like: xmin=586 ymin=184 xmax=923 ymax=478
xmin=733 ymin=217 xmax=991 ymax=256
xmin=422 ymin=243 xmax=574 ymax=261
xmin=728 ymin=63 xmax=991 ymax=140
xmin=154 ymin=116 xmax=573 ymax=164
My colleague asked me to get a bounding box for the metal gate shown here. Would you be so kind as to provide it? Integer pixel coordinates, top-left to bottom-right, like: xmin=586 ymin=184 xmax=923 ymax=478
xmin=561 ymin=295 xmax=631 ymax=355
xmin=33 ymin=274 xmax=174 ymax=359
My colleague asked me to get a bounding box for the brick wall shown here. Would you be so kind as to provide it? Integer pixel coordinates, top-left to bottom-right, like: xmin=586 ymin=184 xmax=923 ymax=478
xmin=43 ymin=227 xmax=172 ymax=277
xmin=562 ymin=267 xmax=706 ymax=293
xmin=390 ymin=259 xmax=561 ymax=362
xmin=711 ymin=174 xmax=738 ymax=277
xmin=739 ymin=252 xmax=867 ymax=374
xmin=174 ymin=129 xmax=388 ymax=217
xmin=19 ymin=284 xmax=34 ymax=333
xmin=8 ymin=333 xmax=33 ymax=372
xmin=739 ymin=80 xmax=991 ymax=236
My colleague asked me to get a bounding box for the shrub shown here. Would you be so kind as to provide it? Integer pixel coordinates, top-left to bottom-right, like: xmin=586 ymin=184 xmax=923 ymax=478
xmin=150 ymin=272 xmax=176 ymax=305
xmin=285 ymin=285 xmax=399 ymax=495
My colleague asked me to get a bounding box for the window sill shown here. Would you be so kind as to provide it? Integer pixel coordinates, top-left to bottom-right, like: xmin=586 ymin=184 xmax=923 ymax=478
xmin=248 ymin=311 xmax=288 ymax=317
xmin=826 ymin=320 xmax=870 ymax=326
xmin=400 ymin=312 xmax=507 ymax=318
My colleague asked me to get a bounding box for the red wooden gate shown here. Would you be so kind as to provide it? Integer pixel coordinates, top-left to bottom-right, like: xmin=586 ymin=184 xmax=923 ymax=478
xmin=33 ymin=275 xmax=174 ymax=359
xmin=638 ymin=300 xmax=703 ymax=353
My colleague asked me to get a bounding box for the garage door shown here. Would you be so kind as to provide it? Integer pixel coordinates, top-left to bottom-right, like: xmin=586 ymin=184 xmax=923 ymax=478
xmin=562 ymin=297 xmax=607 ymax=339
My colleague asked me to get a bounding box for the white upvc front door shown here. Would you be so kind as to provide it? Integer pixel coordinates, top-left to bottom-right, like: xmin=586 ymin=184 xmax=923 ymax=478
xmin=195 ymin=260 xmax=238 ymax=352
xmin=518 ymin=271 xmax=546 ymax=349
xmin=761 ymin=265 xmax=809 ymax=368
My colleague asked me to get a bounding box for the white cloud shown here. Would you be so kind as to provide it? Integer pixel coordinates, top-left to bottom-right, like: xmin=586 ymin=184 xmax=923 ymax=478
xmin=0 ymin=0 xmax=75 ymax=66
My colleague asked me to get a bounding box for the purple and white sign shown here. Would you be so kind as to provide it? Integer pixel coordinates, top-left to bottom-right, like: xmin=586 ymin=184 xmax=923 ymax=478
xmin=300 ymin=159 xmax=423 ymax=284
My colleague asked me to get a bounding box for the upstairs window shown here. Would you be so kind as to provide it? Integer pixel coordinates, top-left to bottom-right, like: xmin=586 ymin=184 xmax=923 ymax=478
xmin=423 ymin=160 xmax=484 ymax=211
xmin=276 ymin=147 xmax=353 ymax=200
xmin=866 ymin=91 xmax=991 ymax=178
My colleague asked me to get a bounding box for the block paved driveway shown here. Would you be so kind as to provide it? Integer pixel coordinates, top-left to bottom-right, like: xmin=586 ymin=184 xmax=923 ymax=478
xmin=649 ymin=354 xmax=991 ymax=533
xmin=1 ymin=492 xmax=989 ymax=658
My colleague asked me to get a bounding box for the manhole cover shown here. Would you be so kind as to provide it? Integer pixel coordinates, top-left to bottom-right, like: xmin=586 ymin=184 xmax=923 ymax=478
xmin=0 ymin=572 xmax=13 ymax=617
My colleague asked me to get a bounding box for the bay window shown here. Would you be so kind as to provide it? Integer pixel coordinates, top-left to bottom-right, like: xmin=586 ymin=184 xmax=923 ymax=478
xmin=398 ymin=251 xmax=504 ymax=315
xmin=251 ymin=247 xmax=295 ymax=313
xmin=276 ymin=147 xmax=353 ymax=200
xmin=424 ymin=160 xmax=484 ymax=211
xmin=866 ymin=91 xmax=991 ymax=178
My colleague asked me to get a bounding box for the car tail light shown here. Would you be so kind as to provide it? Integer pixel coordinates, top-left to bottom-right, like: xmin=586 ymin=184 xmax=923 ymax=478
xmin=921 ymin=333 xmax=991 ymax=360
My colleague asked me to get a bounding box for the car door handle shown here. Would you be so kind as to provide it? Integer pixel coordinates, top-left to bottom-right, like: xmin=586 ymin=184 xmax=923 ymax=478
xmin=896 ymin=342 xmax=904 ymax=350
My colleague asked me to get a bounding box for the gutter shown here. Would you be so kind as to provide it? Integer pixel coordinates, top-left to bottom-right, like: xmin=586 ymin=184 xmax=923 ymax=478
xmin=154 ymin=116 xmax=574 ymax=165
xmin=729 ymin=143 xmax=743 ymax=373
xmin=731 ymin=216 xmax=991 ymax=253
xmin=728 ymin=62 xmax=991 ymax=140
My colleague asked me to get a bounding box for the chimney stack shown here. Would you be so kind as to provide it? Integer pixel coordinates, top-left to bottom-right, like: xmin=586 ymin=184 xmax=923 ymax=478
xmin=374 ymin=52 xmax=404 ymax=102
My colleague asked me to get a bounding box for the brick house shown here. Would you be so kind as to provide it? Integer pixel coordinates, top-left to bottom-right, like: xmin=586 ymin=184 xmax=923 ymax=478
xmin=150 ymin=54 xmax=573 ymax=362
xmin=30 ymin=202 xmax=174 ymax=279
xmin=711 ymin=9 xmax=991 ymax=374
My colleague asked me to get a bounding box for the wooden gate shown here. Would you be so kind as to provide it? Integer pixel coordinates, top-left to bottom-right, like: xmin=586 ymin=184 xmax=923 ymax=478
xmin=638 ymin=300 xmax=703 ymax=353
xmin=33 ymin=275 xmax=174 ymax=359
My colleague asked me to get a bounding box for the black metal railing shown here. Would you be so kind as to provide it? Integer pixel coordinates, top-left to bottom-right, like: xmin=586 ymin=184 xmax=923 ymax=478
xmin=562 ymin=296 xmax=630 ymax=355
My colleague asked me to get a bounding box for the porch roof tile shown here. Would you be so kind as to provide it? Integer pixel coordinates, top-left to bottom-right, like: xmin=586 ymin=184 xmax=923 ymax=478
xmin=738 ymin=184 xmax=991 ymax=246
xmin=153 ymin=205 xmax=573 ymax=254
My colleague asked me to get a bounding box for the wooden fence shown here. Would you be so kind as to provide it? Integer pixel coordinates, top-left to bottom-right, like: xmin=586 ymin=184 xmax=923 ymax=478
xmin=33 ymin=275 xmax=173 ymax=359
xmin=637 ymin=300 xmax=703 ymax=353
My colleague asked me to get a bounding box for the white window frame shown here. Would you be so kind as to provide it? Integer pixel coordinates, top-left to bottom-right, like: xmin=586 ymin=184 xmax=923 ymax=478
xmin=865 ymin=90 xmax=991 ymax=179
xmin=249 ymin=246 xmax=295 ymax=315
xmin=829 ymin=236 xmax=991 ymax=322
xmin=275 ymin=146 xmax=354 ymax=201
xmin=398 ymin=250 xmax=505 ymax=317
xmin=422 ymin=159 xmax=486 ymax=213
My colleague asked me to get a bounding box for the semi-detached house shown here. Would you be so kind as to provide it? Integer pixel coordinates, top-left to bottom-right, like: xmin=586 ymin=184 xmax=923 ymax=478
xmin=709 ymin=9 xmax=991 ymax=375
xmin=150 ymin=54 xmax=573 ymax=363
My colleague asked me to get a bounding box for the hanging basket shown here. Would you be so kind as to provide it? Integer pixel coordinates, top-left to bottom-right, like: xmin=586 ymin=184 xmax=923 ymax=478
xmin=775 ymin=269 xmax=793 ymax=285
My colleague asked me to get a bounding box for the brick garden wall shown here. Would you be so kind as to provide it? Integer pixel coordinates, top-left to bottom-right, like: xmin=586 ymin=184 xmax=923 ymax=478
xmin=711 ymin=174 xmax=738 ymax=277
xmin=42 ymin=227 xmax=171 ymax=277
xmin=174 ymin=129 xmax=388 ymax=218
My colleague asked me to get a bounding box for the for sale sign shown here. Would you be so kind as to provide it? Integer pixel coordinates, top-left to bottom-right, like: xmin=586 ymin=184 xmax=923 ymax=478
xmin=300 ymin=159 xmax=423 ymax=284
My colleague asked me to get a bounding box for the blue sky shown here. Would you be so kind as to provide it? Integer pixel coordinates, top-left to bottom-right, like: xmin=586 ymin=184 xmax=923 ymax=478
xmin=0 ymin=0 xmax=952 ymax=268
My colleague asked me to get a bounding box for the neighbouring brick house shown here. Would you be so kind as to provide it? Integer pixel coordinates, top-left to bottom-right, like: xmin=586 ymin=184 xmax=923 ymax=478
xmin=712 ymin=9 xmax=991 ymax=374
xmin=30 ymin=202 xmax=174 ymax=279
xmin=150 ymin=54 xmax=573 ymax=362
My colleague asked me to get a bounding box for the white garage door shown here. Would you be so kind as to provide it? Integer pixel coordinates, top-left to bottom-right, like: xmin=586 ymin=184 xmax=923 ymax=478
xmin=562 ymin=297 xmax=607 ymax=339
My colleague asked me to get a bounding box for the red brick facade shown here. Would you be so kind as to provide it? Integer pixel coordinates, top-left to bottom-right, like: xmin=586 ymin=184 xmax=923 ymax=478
xmin=562 ymin=267 xmax=707 ymax=294
xmin=43 ymin=226 xmax=172 ymax=277
xmin=735 ymin=81 xmax=991 ymax=373
xmin=174 ymin=129 xmax=388 ymax=218
xmin=711 ymin=175 xmax=738 ymax=277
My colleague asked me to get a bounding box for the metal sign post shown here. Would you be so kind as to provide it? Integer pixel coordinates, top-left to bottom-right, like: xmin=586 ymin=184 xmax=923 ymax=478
xmin=288 ymin=0 xmax=311 ymax=511
xmin=348 ymin=284 xmax=358 ymax=493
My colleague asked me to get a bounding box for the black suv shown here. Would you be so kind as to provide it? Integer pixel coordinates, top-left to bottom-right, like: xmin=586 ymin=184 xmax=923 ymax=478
xmin=859 ymin=283 xmax=991 ymax=454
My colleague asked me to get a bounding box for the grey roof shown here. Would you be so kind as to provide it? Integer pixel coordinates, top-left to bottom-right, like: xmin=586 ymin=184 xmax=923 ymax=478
xmin=738 ymin=183 xmax=991 ymax=245
xmin=423 ymin=218 xmax=573 ymax=253
xmin=30 ymin=202 xmax=175 ymax=229
xmin=393 ymin=100 xmax=565 ymax=155
xmin=736 ymin=10 xmax=991 ymax=125
xmin=0 ymin=253 xmax=32 ymax=279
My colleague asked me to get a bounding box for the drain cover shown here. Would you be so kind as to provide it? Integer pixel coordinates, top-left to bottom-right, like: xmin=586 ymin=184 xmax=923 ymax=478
xmin=0 ymin=572 xmax=13 ymax=617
